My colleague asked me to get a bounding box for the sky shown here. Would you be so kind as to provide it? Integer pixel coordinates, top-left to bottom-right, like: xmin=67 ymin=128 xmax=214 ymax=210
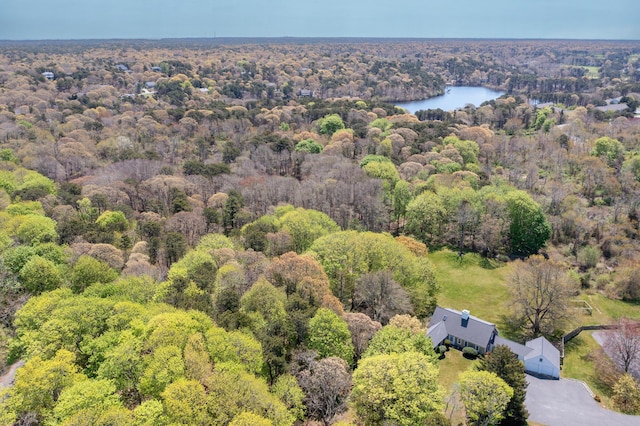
xmin=1 ymin=0 xmax=639 ymax=41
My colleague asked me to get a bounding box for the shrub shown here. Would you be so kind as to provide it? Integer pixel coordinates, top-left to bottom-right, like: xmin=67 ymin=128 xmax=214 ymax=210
xmin=444 ymin=339 xmax=451 ymax=347
xmin=462 ymin=347 xmax=478 ymax=359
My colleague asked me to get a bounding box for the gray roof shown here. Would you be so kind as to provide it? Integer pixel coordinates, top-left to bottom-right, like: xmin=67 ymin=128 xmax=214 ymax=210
xmin=428 ymin=306 xmax=497 ymax=350
xmin=494 ymin=336 xmax=533 ymax=359
xmin=426 ymin=321 xmax=448 ymax=348
xmin=525 ymin=336 xmax=561 ymax=370
xmin=596 ymin=103 xmax=628 ymax=112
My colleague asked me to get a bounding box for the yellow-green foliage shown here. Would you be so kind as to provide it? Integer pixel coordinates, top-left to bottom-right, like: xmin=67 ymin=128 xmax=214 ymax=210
xmin=310 ymin=230 xmax=438 ymax=316
xmin=351 ymin=352 xmax=444 ymax=426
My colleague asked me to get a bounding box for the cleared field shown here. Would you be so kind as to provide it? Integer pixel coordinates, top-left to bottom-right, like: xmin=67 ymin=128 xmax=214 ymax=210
xmin=429 ymin=249 xmax=511 ymax=325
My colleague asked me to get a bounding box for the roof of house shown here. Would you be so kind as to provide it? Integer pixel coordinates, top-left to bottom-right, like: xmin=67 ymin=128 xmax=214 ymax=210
xmin=525 ymin=336 xmax=561 ymax=370
xmin=494 ymin=335 xmax=533 ymax=359
xmin=426 ymin=321 xmax=449 ymax=347
xmin=428 ymin=307 xmax=497 ymax=349
xmin=596 ymin=103 xmax=628 ymax=112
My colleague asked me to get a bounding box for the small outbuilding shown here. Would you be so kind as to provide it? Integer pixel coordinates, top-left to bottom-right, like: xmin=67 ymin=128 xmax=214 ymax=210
xmin=523 ymin=336 xmax=561 ymax=379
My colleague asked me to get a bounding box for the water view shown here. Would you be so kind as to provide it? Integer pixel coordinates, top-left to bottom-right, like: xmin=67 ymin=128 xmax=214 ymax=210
xmin=396 ymin=86 xmax=506 ymax=114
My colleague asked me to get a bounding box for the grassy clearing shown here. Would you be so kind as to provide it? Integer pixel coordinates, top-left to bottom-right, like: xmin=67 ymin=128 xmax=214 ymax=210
xmin=429 ymin=249 xmax=511 ymax=325
xmin=582 ymin=66 xmax=600 ymax=79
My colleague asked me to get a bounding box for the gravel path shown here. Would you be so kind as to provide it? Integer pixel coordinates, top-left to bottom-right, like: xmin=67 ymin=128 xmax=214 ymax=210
xmin=0 ymin=360 xmax=24 ymax=388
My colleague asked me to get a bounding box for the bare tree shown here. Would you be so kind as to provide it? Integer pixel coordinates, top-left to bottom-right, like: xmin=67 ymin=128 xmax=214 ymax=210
xmin=353 ymin=271 xmax=412 ymax=325
xmin=604 ymin=318 xmax=640 ymax=374
xmin=291 ymin=351 xmax=351 ymax=426
xmin=509 ymin=256 xmax=578 ymax=337
xmin=344 ymin=312 xmax=382 ymax=362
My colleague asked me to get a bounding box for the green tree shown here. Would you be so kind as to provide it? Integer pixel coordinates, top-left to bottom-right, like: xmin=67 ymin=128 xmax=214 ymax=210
xmin=205 ymin=366 xmax=294 ymax=426
xmin=19 ymin=255 xmax=63 ymax=294
xmin=277 ymin=206 xmax=340 ymax=253
xmin=162 ymin=378 xmax=210 ymax=425
xmin=363 ymin=324 xmax=437 ymax=362
xmin=459 ymin=370 xmax=514 ymax=426
xmin=370 ymin=117 xmax=392 ymax=132
xmin=310 ymin=230 xmax=438 ymax=316
xmin=307 ymin=308 xmax=354 ymax=364
xmin=271 ymin=374 xmax=306 ymax=421
xmin=133 ymin=400 xmax=164 ymax=426
xmin=362 ymin=161 xmax=400 ymax=188
xmin=95 ymin=210 xmax=129 ymax=232
xmin=295 ymin=138 xmax=323 ymax=154
xmin=505 ymin=190 xmax=551 ymax=256
xmin=392 ymin=179 xmax=412 ymax=228
xmin=16 ymin=214 xmax=58 ymax=245
xmin=477 ymin=345 xmax=528 ymax=425
xmin=70 ymin=255 xmax=118 ymax=293
xmin=591 ymin=136 xmax=624 ymax=168
xmin=138 ymin=345 xmax=185 ymax=398
xmin=223 ymin=190 xmax=245 ymax=235
xmin=204 ymin=327 xmax=263 ymax=375
xmin=405 ymin=191 xmax=446 ymax=246
xmin=350 ymin=352 xmax=444 ymax=426
xmin=52 ymin=378 xmax=122 ymax=424
xmin=450 ymin=136 xmax=480 ymax=165
xmin=612 ymin=373 xmax=640 ymax=414
xmin=318 ymin=114 xmax=345 ymax=136
xmin=96 ymin=330 xmax=144 ymax=401
xmin=230 ymin=412 xmax=274 ymax=426
xmin=3 ymin=349 xmax=84 ymax=423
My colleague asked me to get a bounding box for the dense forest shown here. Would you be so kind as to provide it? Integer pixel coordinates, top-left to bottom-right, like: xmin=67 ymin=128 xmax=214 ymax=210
xmin=0 ymin=38 xmax=639 ymax=425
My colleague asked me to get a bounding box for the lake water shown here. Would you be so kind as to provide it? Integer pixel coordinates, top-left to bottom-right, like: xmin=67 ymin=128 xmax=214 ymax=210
xmin=396 ymin=86 xmax=506 ymax=114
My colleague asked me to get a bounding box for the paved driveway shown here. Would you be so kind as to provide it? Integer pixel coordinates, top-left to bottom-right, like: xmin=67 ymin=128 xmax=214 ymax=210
xmin=525 ymin=374 xmax=640 ymax=426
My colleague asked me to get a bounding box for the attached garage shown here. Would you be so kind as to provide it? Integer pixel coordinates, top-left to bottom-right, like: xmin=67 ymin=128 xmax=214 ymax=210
xmin=524 ymin=337 xmax=560 ymax=379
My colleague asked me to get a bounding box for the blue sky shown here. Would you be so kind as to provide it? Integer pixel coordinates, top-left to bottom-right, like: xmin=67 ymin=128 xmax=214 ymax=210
xmin=1 ymin=0 xmax=639 ymax=40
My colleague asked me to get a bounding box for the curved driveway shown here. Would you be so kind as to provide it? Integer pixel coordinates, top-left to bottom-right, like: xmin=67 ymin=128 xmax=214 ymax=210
xmin=525 ymin=374 xmax=640 ymax=426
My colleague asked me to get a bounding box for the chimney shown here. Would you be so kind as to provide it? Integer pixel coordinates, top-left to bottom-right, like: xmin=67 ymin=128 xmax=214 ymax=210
xmin=461 ymin=309 xmax=470 ymax=327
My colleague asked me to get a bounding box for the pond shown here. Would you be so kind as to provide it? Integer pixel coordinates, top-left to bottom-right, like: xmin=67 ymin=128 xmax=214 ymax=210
xmin=396 ymin=86 xmax=506 ymax=114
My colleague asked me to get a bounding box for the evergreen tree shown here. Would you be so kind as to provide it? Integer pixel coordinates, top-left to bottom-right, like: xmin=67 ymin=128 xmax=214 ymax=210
xmin=477 ymin=345 xmax=528 ymax=425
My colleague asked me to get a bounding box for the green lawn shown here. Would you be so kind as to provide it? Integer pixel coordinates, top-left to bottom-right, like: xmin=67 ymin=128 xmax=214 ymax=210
xmin=429 ymin=249 xmax=511 ymax=325
xmin=437 ymin=348 xmax=478 ymax=424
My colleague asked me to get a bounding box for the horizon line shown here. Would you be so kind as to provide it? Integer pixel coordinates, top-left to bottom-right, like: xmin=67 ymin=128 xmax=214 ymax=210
xmin=1 ymin=36 xmax=639 ymax=44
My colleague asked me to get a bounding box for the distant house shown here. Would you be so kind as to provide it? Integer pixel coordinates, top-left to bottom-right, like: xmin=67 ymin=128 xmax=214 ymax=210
xmin=596 ymin=97 xmax=629 ymax=113
xmin=150 ymin=66 xmax=162 ymax=72
xmin=428 ymin=306 xmax=560 ymax=379
xmin=298 ymin=89 xmax=315 ymax=98
xmin=42 ymin=71 xmax=54 ymax=80
xmin=115 ymin=64 xmax=129 ymax=72
xmin=144 ymin=81 xmax=156 ymax=89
